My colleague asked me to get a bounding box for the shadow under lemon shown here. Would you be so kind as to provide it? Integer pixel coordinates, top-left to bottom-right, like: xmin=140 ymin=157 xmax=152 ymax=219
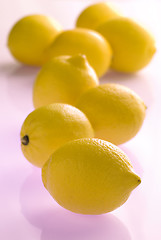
xmin=119 ymin=146 xmax=146 ymax=240
xmin=19 ymin=168 xmax=131 ymax=240
xmin=3 ymin=60 xmax=154 ymax=114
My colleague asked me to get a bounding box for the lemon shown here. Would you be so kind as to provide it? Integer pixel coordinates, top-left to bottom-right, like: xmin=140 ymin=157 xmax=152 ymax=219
xmin=42 ymin=138 xmax=141 ymax=215
xmin=76 ymin=84 xmax=146 ymax=145
xmin=20 ymin=103 xmax=94 ymax=167
xmin=7 ymin=15 xmax=62 ymax=66
xmin=76 ymin=2 xmax=119 ymax=30
xmin=44 ymin=28 xmax=112 ymax=77
xmin=33 ymin=54 xmax=99 ymax=108
xmin=97 ymin=17 xmax=156 ymax=72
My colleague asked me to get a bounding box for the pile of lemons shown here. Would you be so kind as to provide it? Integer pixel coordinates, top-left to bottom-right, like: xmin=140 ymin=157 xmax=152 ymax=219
xmin=8 ymin=2 xmax=155 ymax=215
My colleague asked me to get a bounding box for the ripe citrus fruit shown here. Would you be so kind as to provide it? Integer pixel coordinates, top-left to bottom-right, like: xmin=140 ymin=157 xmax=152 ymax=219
xmin=20 ymin=103 xmax=94 ymax=167
xmin=42 ymin=138 xmax=141 ymax=215
xmin=44 ymin=28 xmax=112 ymax=77
xmin=76 ymin=84 xmax=146 ymax=145
xmin=8 ymin=15 xmax=62 ymax=65
xmin=76 ymin=2 xmax=119 ymax=30
xmin=97 ymin=17 xmax=156 ymax=72
xmin=33 ymin=54 xmax=99 ymax=108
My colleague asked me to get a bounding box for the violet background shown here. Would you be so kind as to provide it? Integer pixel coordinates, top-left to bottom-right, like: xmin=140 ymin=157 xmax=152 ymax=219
xmin=0 ymin=0 xmax=161 ymax=239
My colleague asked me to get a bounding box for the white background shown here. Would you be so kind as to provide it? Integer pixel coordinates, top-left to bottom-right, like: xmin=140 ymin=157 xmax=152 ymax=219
xmin=0 ymin=1 xmax=161 ymax=239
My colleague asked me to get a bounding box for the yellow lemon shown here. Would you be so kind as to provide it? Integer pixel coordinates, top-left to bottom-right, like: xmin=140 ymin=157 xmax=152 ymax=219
xmin=7 ymin=15 xmax=62 ymax=66
xmin=20 ymin=103 xmax=94 ymax=167
xmin=44 ymin=28 xmax=112 ymax=77
xmin=76 ymin=84 xmax=146 ymax=145
xmin=33 ymin=54 xmax=99 ymax=108
xmin=97 ymin=17 xmax=156 ymax=72
xmin=42 ymin=138 xmax=141 ymax=215
xmin=76 ymin=2 xmax=119 ymax=30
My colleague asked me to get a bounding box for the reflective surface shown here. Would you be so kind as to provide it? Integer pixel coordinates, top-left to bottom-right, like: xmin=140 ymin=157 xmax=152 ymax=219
xmin=0 ymin=1 xmax=161 ymax=240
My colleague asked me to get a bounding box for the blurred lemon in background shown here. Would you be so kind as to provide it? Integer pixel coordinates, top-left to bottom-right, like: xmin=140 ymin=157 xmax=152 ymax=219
xmin=44 ymin=28 xmax=112 ymax=77
xmin=76 ymin=2 xmax=120 ymax=30
xmin=97 ymin=17 xmax=156 ymax=72
xmin=33 ymin=54 xmax=99 ymax=108
xmin=8 ymin=15 xmax=62 ymax=65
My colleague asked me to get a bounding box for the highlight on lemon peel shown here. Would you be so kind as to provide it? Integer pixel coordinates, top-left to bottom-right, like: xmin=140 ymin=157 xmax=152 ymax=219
xmin=44 ymin=28 xmax=112 ymax=77
xmin=76 ymin=83 xmax=146 ymax=145
xmin=20 ymin=103 xmax=94 ymax=167
xmin=8 ymin=15 xmax=62 ymax=66
xmin=42 ymin=138 xmax=141 ymax=215
xmin=97 ymin=17 xmax=156 ymax=72
xmin=76 ymin=2 xmax=120 ymax=30
xmin=33 ymin=54 xmax=99 ymax=108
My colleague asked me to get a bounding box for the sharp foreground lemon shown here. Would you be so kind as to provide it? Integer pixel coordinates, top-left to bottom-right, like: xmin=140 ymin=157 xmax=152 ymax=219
xmin=76 ymin=84 xmax=146 ymax=145
xmin=20 ymin=103 xmax=94 ymax=167
xmin=42 ymin=138 xmax=141 ymax=215
xmin=44 ymin=28 xmax=112 ymax=77
xmin=76 ymin=2 xmax=119 ymax=30
xmin=8 ymin=15 xmax=62 ymax=65
xmin=97 ymin=17 xmax=156 ymax=72
xmin=33 ymin=54 xmax=99 ymax=108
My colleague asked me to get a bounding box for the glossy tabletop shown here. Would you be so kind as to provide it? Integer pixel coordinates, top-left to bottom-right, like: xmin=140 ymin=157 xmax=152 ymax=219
xmin=0 ymin=1 xmax=161 ymax=240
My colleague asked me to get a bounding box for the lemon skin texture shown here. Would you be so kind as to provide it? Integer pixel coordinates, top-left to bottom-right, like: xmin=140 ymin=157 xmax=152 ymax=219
xmin=44 ymin=28 xmax=112 ymax=77
xmin=97 ymin=17 xmax=156 ymax=72
xmin=76 ymin=84 xmax=146 ymax=145
xmin=76 ymin=2 xmax=119 ymax=30
xmin=33 ymin=54 xmax=99 ymax=108
xmin=20 ymin=103 xmax=94 ymax=167
xmin=7 ymin=15 xmax=62 ymax=66
xmin=42 ymin=138 xmax=141 ymax=215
